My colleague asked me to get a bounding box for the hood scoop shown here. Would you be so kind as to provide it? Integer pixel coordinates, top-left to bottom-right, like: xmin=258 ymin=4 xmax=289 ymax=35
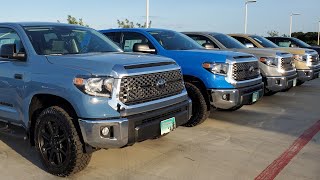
xmin=123 ymin=62 xmax=175 ymax=70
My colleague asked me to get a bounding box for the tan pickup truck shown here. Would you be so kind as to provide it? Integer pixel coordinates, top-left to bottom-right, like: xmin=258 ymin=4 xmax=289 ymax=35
xmin=229 ymin=34 xmax=320 ymax=85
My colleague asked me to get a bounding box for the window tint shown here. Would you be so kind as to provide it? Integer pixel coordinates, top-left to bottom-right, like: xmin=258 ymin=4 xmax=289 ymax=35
xmin=249 ymin=35 xmax=278 ymax=48
xmin=188 ymin=35 xmax=218 ymax=48
xmin=104 ymin=32 xmax=121 ymax=46
xmin=148 ymin=30 xmax=203 ymax=50
xmin=122 ymin=32 xmax=154 ymax=52
xmin=212 ymin=34 xmax=246 ymax=49
xmin=232 ymin=36 xmax=257 ymax=47
xmin=276 ymin=39 xmax=292 ymax=47
xmin=291 ymin=38 xmax=311 ymax=48
xmin=0 ymin=27 xmax=25 ymax=58
xmin=24 ymin=26 xmax=121 ymax=55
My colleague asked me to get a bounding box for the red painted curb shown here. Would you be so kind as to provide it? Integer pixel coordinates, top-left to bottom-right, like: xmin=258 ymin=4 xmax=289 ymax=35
xmin=255 ymin=120 xmax=320 ymax=180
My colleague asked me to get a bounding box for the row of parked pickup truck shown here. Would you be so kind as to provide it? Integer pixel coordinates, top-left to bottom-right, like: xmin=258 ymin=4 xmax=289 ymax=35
xmin=0 ymin=22 xmax=319 ymax=177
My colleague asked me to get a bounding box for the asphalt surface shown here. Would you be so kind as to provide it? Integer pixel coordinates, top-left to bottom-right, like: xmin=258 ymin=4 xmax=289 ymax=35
xmin=0 ymin=79 xmax=320 ymax=180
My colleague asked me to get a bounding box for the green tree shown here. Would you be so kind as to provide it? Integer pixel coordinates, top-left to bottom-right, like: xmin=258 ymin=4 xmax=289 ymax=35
xmin=117 ymin=19 xmax=151 ymax=28
xmin=267 ymin=30 xmax=279 ymax=37
xmin=292 ymin=32 xmax=318 ymax=45
xmin=58 ymin=15 xmax=89 ymax=27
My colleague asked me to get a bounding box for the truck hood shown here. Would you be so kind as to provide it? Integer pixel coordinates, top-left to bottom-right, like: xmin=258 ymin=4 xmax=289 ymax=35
xmin=271 ymin=47 xmax=316 ymax=56
xmin=167 ymin=49 xmax=255 ymax=63
xmin=46 ymin=52 xmax=175 ymax=75
xmin=232 ymin=48 xmax=291 ymax=58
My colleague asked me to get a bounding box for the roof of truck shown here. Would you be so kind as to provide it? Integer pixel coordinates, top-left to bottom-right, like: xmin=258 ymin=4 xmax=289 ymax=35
xmin=0 ymin=22 xmax=84 ymax=27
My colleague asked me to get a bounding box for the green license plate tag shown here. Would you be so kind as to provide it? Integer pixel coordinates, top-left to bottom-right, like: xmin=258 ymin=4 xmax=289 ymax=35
xmin=252 ymin=91 xmax=259 ymax=103
xmin=160 ymin=117 xmax=176 ymax=135
xmin=293 ymin=78 xmax=297 ymax=87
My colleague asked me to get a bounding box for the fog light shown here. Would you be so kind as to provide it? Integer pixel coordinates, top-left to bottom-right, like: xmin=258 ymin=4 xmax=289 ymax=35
xmin=101 ymin=127 xmax=110 ymax=136
xmin=222 ymin=94 xmax=227 ymax=100
xmin=222 ymin=94 xmax=230 ymax=101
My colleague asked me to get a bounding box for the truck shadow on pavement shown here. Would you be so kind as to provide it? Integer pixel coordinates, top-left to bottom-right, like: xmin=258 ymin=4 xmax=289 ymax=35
xmin=0 ymin=123 xmax=46 ymax=172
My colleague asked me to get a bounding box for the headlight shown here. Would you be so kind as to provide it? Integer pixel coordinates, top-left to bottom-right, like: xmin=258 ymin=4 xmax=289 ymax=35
xmin=202 ymin=63 xmax=229 ymax=76
xmin=73 ymin=76 xmax=114 ymax=98
xmin=259 ymin=57 xmax=278 ymax=67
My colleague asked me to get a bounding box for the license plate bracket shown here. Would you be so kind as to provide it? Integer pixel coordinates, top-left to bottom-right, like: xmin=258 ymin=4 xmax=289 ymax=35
xmin=252 ymin=91 xmax=259 ymax=103
xmin=160 ymin=117 xmax=176 ymax=135
xmin=293 ymin=78 xmax=297 ymax=87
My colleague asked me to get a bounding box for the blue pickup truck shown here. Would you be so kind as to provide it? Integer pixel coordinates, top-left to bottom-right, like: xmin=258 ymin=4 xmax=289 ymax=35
xmin=0 ymin=23 xmax=192 ymax=176
xmin=101 ymin=28 xmax=264 ymax=126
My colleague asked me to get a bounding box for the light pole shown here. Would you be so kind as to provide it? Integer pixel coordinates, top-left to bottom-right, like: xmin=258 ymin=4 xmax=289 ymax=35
xmin=146 ymin=0 xmax=150 ymax=28
xmin=318 ymin=21 xmax=320 ymax=46
xmin=289 ymin=13 xmax=301 ymax=37
xmin=244 ymin=0 xmax=257 ymax=34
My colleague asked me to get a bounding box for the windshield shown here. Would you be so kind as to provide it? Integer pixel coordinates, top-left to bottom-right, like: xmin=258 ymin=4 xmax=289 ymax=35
xmin=24 ymin=26 xmax=121 ymax=55
xmin=148 ymin=30 xmax=203 ymax=50
xmin=292 ymin=38 xmax=311 ymax=47
xmin=250 ymin=35 xmax=279 ymax=48
xmin=212 ymin=34 xmax=246 ymax=49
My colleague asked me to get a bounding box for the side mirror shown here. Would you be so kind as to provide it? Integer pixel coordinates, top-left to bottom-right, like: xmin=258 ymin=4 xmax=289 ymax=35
xmin=202 ymin=43 xmax=216 ymax=50
xmin=133 ymin=43 xmax=156 ymax=54
xmin=245 ymin=43 xmax=254 ymax=48
xmin=0 ymin=44 xmax=26 ymax=61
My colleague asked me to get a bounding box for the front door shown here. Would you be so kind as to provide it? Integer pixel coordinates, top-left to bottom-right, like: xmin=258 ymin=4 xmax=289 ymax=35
xmin=0 ymin=27 xmax=27 ymax=124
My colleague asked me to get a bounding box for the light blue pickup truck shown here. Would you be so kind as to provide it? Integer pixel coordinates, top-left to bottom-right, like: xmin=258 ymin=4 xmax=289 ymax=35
xmin=0 ymin=22 xmax=192 ymax=176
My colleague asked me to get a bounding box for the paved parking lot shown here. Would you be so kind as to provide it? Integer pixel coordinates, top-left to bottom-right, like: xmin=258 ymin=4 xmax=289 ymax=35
xmin=0 ymin=80 xmax=320 ymax=180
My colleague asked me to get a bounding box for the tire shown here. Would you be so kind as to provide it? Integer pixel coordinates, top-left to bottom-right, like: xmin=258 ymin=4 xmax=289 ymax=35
xmin=34 ymin=106 xmax=91 ymax=177
xmin=296 ymin=80 xmax=304 ymax=86
xmin=183 ymin=82 xmax=209 ymax=127
xmin=264 ymin=85 xmax=277 ymax=96
xmin=217 ymin=105 xmax=243 ymax=111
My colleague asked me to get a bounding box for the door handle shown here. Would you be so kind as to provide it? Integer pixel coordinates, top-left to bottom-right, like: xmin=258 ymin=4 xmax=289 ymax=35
xmin=14 ymin=74 xmax=23 ymax=80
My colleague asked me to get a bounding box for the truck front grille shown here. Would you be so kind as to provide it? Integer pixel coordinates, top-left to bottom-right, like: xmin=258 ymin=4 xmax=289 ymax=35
xmin=310 ymin=55 xmax=319 ymax=66
xmin=232 ymin=61 xmax=260 ymax=81
xmin=119 ymin=70 xmax=184 ymax=105
xmin=280 ymin=57 xmax=294 ymax=71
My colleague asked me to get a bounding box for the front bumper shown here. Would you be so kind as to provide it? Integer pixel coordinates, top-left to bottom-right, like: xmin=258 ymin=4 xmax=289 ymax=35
xmin=297 ymin=65 xmax=320 ymax=82
xmin=265 ymin=73 xmax=298 ymax=92
xmin=79 ymin=99 xmax=192 ymax=149
xmin=209 ymin=82 xmax=264 ymax=109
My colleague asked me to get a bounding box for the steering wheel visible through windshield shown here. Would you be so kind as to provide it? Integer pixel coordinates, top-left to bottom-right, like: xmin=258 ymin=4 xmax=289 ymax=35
xmin=24 ymin=26 xmax=121 ymax=55
xmin=148 ymin=30 xmax=203 ymax=50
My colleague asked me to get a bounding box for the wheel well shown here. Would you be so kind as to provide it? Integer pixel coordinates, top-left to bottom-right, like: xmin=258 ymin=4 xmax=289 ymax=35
xmin=183 ymin=75 xmax=211 ymax=110
xmin=28 ymin=94 xmax=80 ymax=146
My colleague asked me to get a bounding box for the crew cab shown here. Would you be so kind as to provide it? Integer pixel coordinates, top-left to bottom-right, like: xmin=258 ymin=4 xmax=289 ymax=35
xmin=230 ymin=34 xmax=320 ymax=85
xmin=101 ymin=28 xmax=264 ymax=126
xmin=0 ymin=23 xmax=192 ymax=176
xmin=183 ymin=32 xmax=297 ymax=95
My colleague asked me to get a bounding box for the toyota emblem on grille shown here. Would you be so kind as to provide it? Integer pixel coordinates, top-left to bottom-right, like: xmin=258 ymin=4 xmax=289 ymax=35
xmin=156 ymin=79 xmax=166 ymax=89
xmin=249 ymin=66 xmax=255 ymax=73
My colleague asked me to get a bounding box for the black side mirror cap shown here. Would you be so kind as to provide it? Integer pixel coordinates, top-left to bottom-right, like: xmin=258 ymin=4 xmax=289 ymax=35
xmin=0 ymin=44 xmax=26 ymax=61
xmin=133 ymin=43 xmax=156 ymax=54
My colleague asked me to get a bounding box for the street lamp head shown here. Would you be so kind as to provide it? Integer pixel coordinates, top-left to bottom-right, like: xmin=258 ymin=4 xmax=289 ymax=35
xmin=291 ymin=13 xmax=301 ymax=16
xmin=246 ymin=0 xmax=257 ymax=3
